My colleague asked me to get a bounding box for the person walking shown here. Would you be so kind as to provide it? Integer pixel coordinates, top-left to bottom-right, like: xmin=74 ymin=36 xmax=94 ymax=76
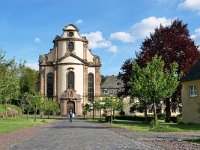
xmin=69 ymin=109 xmax=73 ymax=122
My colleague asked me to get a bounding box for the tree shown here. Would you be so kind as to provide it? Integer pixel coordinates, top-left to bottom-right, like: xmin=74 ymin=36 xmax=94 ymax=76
xmin=102 ymin=96 xmax=124 ymax=123
xmin=0 ymin=50 xmax=24 ymax=118
xmin=21 ymin=92 xmax=33 ymax=120
xmin=20 ymin=67 xmax=38 ymax=94
xmin=135 ymin=19 xmax=200 ymax=122
xmin=101 ymin=75 xmax=108 ymax=85
xmin=130 ymin=56 xmax=180 ymax=125
xmin=118 ymin=59 xmax=133 ymax=97
xmin=45 ymin=98 xmax=59 ymax=119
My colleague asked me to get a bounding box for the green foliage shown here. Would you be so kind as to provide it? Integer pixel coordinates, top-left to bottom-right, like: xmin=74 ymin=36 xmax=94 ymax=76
xmin=130 ymin=55 xmax=180 ymax=125
xmin=0 ymin=104 xmax=22 ymax=117
xmin=169 ymin=116 xmax=182 ymax=123
xmin=20 ymin=67 xmax=38 ymax=94
xmin=115 ymin=115 xmax=154 ymax=123
xmin=149 ymin=125 xmax=180 ymax=132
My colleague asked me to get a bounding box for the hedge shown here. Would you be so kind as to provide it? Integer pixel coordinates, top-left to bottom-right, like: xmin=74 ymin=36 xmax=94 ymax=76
xmin=114 ymin=115 xmax=154 ymax=122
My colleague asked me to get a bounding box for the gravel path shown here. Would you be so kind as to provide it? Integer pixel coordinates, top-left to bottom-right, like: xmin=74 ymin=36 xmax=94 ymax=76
xmin=1 ymin=118 xmax=200 ymax=150
xmin=8 ymin=118 xmax=157 ymax=150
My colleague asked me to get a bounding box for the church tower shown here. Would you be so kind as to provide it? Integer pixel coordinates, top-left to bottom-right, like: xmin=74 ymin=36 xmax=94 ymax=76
xmin=39 ymin=24 xmax=101 ymax=116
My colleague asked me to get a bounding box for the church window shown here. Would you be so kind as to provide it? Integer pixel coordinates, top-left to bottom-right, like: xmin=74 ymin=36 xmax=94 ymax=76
xmin=88 ymin=73 xmax=94 ymax=102
xmin=68 ymin=42 xmax=74 ymax=52
xmin=47 ymin=72 xmax=54 ymax=98
xmin=67 ymin=71 xmax=74 ymax=89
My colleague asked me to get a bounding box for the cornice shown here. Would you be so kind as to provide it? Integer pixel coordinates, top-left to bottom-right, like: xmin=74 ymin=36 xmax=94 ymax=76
xmin=53 ymin=37 xmax=88 ymax=43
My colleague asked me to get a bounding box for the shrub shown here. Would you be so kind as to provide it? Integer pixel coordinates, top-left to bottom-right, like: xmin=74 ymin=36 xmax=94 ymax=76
xmin=169 ymin=116 xmax=182 ymax=123
xmin=119 ymin=110 xmax=125 ymax=116
xmin=115 ymin=115 xmax=154 ymax=123
xmin=149 ymin=125 xmax=179 ymax=132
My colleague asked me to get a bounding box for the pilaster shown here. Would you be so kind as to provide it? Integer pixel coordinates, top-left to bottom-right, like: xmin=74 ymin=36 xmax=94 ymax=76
xmin=83 ymin=66 xmax=88 ymax=105
xmin=95 ymin=67 xmax=101 ymax=101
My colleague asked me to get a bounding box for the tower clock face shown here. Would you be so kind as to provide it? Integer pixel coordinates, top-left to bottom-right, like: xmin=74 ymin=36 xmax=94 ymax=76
xmin=68 ymin=42 xmax=74 ymax=52
xmin=68 ymin=32 xmax=74 ymax=37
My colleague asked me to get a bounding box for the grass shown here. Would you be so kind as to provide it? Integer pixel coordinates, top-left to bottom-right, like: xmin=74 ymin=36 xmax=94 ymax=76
xmin=0 ymin=115 xmax=60 ymax=135
xmin=86 ymin=118 xmax=200 ymax=132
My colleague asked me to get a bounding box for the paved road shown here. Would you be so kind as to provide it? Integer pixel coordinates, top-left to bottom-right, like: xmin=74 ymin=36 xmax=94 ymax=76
xmin=9 ymin=118 xmax=158 ymax=150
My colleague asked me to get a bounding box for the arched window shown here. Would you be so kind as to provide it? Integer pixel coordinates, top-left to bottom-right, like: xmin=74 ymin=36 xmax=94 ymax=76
xmin=47 ymin=72 xmax=54 ymax=98
xmin=88 ymin=73 xmax=94 ymax=102
xmin=67 ymin=71 xmax=74 ymax=89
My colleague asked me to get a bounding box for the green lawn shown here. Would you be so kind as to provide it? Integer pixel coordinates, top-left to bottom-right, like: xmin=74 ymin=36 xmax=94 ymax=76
xmin=86 ymin=118 xmax=200 ymax=132
xmin=112 ymin=119 xmax=200 ymax=132
xmin=0 ymin=115 xmax=60 ymax=135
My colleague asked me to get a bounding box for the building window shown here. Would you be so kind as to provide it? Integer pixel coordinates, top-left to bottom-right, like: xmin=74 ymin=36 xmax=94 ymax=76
xmin=88 ymin=73 xmax=94 ymax=102
xmin=68 ymin=42 xmax=74 ymax=52
xmin=47 ymin=72 xmax=54 ymax=98
xmin=189 ymin=85 xmax=197 ymax=97
xmin=67 ymin=71 xmax=74 ymax=89
xmin=104 ymin=89 xmax=108 ymax=94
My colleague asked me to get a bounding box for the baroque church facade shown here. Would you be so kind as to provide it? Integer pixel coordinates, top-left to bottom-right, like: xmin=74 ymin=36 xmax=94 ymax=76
xmin=39 ymin=24 xmax=101 ymax=116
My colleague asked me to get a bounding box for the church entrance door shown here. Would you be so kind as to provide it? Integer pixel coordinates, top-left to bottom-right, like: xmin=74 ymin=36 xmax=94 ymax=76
xmin=67 ymin=101 xmax=75 ymax=114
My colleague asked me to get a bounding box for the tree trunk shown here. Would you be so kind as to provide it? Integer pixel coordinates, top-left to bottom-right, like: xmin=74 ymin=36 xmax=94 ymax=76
xmin=144 ymin=104 xmax=148 ymax=123
xmin=165 ymin=98 xmax=171 ymax=122
xmin=48 ymin=111 xmax=50 ymax=119
xmin=27 ymin=109 xmax=29 ymax=120
xmin=5 ymin=103 xmax=8 ymax=119
xmin=153 ymin=100 xmax=157 ymax=126
xmin=40 ymin=111 xmax=43 ymax=119
xmin=34 ymin=110 xmax=37 ymax=122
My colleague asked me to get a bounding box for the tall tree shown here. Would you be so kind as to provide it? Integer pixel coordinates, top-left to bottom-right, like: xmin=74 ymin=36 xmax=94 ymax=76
xmin=136 ymin=19 xmax=200 ymax=122
xmin=0 ymin=50 xmax=24 ymax=118
xmin=118 ymin=58 xmax=133 ymax=97
xmin=20 ymin=67 xmax=38 ymax=94
xmin=131 ymin=56 xmax=180 ymax=125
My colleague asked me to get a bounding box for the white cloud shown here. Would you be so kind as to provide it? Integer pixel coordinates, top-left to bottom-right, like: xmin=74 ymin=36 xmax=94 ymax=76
xmin=34 ymin=37 xmax=41 ymax=43
xmin=26 ymin=62 xmax=39 ymax=70
xmin=82 ymin=31 xmax=118 ymax=52
xmin=191 ymin=28 xmax=200 ymax=46
xmin=178 ymin=0 xmax=200 ymax=15
xmin=76 ymin=19 xmax=83 ymax=24
xmin=131 ymin=16 xmax=172 ymax=39
xmin=108 ymin=45 xmax=118 ymax=52
xmin=109 ymin=32 xmax=134 ymax=43
xmin=82 ymin=31 xmax=111 ymax=49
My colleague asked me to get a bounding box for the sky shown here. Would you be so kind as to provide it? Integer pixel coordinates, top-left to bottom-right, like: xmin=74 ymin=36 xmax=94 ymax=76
xmin=0 ymin=0 xmax=200 ymax=76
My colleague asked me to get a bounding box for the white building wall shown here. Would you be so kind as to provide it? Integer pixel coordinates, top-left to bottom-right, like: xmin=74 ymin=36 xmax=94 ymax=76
xmin=57 ymin=65 xmax=84 ymax=99
xmin=47 ymin=48 xmax=55 ymax=61
xmin=74 ymin=41 xmax=83 ymax=59
xmin=87 ymin=50 xmax=94 ymax=62
xmin=58 ymin=41 xmax=66 ymax=58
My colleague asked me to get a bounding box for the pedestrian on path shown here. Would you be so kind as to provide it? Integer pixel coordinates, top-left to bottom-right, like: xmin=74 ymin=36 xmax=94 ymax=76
xmin=69 ymin=109 xmax=73 ymax=122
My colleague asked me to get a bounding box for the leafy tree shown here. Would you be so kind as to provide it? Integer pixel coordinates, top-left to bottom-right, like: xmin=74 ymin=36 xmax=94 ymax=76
xmin=101 ymin=75 xmax=108 ymax=85
xmin=82 ymin=103 xmax=91 ymax=118
xmin=135 ymin=19 xmax=200 ymax=122
xmin=20 ymin=67 xmax=38 ymax=94
xmin=102 ymin=96 xmax=124 ymax=123
xmin=130 ymin=56 xmax=180 ymax=125
xmin=30 ymin=93 xmax=43 ymax=121
xmin=118 ymin=59 xmax=133 ymax=97
xmin=21 ymin=92 xmax=33 ymax=120
xmin=0 ymin=50 xmax=24 ymax=118
xmin=45 ymin=98 xmax=59 ymax=119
